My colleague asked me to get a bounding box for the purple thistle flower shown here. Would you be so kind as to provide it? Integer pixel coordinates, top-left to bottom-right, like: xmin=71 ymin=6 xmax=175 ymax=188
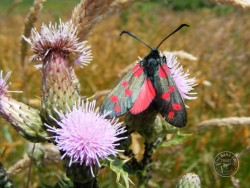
xmin=0 ymin=71 xmax=22 ymax=96
xmin=162 ymin=51 xmax=197 ymax=101
xmin=0 ymin=71 xmax=11 ymax=96
xmin=23 ymin=19 xmax=92 ymax=67
xmin=46 ymin=100 xmax=126 ymax=176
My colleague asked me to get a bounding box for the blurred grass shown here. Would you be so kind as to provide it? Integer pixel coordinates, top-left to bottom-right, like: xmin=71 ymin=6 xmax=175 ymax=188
xmin=0 ymin=0 xmax=249 ymax=187
xmin=0 ymin=0 xmax=79 ymax=14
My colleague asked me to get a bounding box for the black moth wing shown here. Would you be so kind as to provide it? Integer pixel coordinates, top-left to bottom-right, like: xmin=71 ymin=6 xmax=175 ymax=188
xmin=100 ymin=63 xmax=146 ymax=118
xmin=153 ymin=59 xmax=187 ymax=128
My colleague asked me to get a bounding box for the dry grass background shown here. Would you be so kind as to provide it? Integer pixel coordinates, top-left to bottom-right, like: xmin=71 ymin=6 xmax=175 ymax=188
xmin=0 ymin=1 xmax=249 ymax=187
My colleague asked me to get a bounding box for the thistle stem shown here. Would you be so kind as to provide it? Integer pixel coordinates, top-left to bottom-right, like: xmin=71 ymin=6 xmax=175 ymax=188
xmin=0 ymin=162 xmax=15 ymax=188
xmin=73 ymin=178 xmax=98 ymax=188
xmin=138 ymin=136 xmax=166 ymax=187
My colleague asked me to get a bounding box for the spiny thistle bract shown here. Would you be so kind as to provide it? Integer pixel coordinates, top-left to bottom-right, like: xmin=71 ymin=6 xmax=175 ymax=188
xmin=176 ymin=173 xmax=201 ymax=188
xmin=0 ymin=71 xmax=48 ymax=142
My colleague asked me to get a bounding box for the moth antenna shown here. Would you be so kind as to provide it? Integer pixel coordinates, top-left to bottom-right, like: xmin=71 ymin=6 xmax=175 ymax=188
xmin=120 ymin=30 xmax=152 ymax=50
xmin=156 ymin=24 xmax=190 ymax=50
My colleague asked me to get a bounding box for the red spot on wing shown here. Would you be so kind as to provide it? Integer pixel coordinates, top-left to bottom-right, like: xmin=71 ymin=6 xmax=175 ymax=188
xmin=168 ymin=111 xmax=175 ymax=119
xmin=173 ymin=103 xmax=182 ymax=111
xmin=125 ymin=89 xmax=132 ymax=96
xmin=122 ymin=81 xmax=129 ymax=87
xmin=169 ymin=85 xmax=175 ymax=92
xmin=131 ymin=64 xmax=140 ymax=71
xmin=162 ymin=92 xmax=170 ymax=100
xmin=114 ymin=105 xmax=121 ymax=113
xmin=110 ymin=95 xmax=119 ymax=103
xmin=163 ymin=64 xmax=171 ymax=74
xmin=133 ymin=67 xmax=143 ymax=77
xmin=159 ymin=66 xmax=167 ymax=78
xmin=130 ymin=79 xmax=156 ymax=114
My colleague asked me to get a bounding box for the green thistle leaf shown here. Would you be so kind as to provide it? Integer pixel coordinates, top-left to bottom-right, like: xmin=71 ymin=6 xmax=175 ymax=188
xmin=109 ymin=158 xmax=134 ymax=188
xmin=161 ymin=131 xmax=192 ymax=148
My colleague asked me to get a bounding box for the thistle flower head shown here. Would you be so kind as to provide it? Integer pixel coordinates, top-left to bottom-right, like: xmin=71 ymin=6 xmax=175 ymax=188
xmin=46 ymin=100 xmax=126 ymax=176
xmin=176 ymin=173 xmax=201 ymax=188
xmin=162 ymin=51 xmax=197 ymax=100
xmin=0 ymin=70 xmax=48 ymax=142
xmin=0 ymin=71 xmax=11 ymax=97
xmin=23 ymin=19 xmax=92 ymax=67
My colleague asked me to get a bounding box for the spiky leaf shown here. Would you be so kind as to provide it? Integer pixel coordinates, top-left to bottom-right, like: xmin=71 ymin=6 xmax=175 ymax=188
xmin=161 ymin=131 xmax=192 ymax=148
xmin=109 ymin=158 xmax=133 ymax=188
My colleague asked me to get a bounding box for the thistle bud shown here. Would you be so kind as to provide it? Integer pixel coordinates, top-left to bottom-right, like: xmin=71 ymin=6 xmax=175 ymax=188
xmin=41 ymin=53 xmax=82 ymax=124
xmin=176 ymin=173 xmax=201 ymax=188
xmin=0 ymin=71 xmax=48 ymax=142
xmin=23 ymin=20 xmax=92 ymax=125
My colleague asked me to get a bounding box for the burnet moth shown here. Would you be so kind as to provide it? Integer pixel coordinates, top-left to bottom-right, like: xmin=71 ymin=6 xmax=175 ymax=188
xmin=100 ymin=24 xmax=189 ymax=128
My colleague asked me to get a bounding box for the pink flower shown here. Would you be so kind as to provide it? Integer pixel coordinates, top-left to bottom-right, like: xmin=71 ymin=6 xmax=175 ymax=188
xmin=162 ymin=51 xmax=197 ymax=100
xmin=0 ymin=71 xmax=21 ymax=96
xmin=23 ymin=19 xmax=92 ymax=67
xmin=0 ymin=71 xmax=11 ymax=96
xmin=46 ymin=100 xmax=126 ymax=176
